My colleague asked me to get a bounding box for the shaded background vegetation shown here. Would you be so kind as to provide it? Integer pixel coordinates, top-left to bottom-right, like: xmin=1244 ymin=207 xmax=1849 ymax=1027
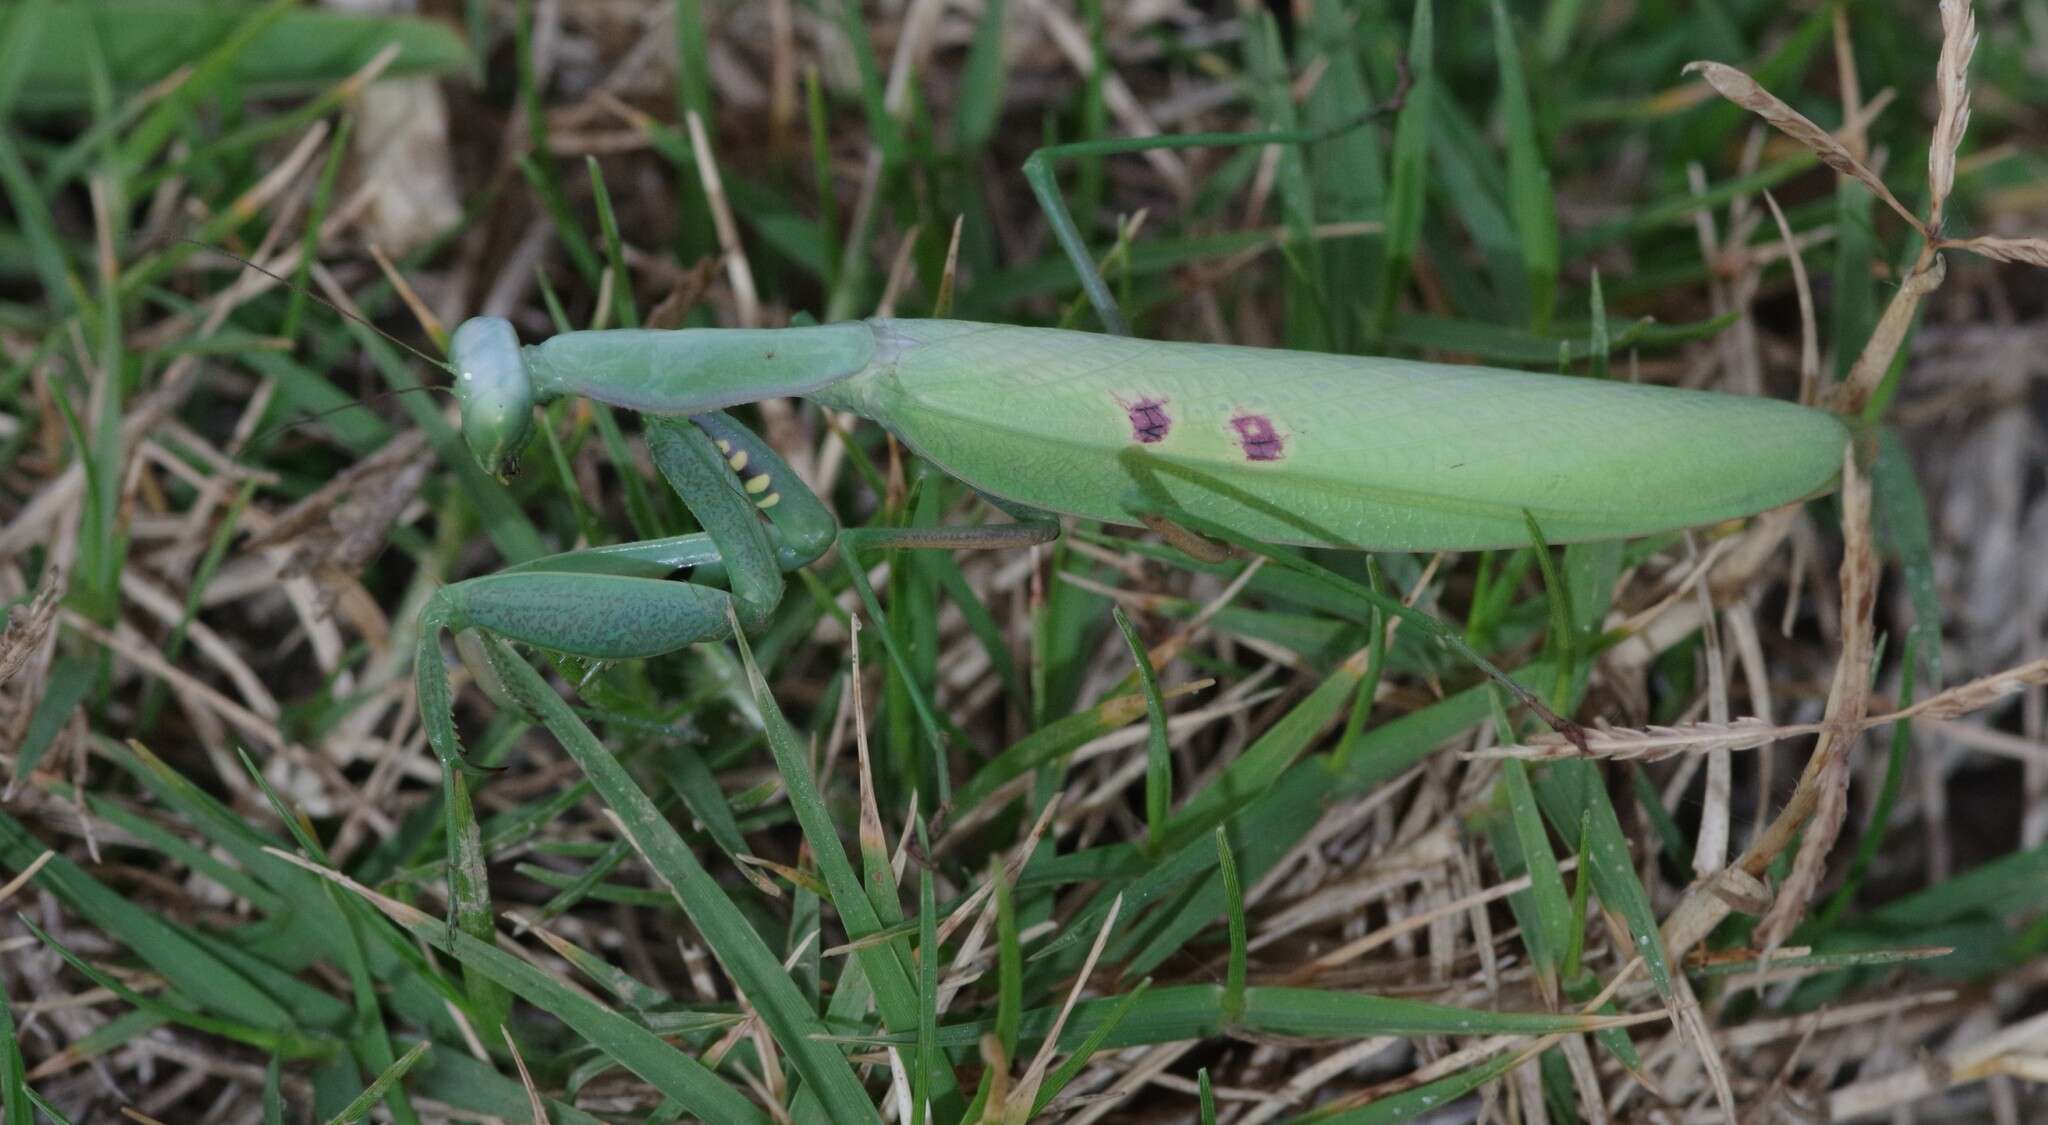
xmin=2 ymin=0 xmax=2047 ymax=1121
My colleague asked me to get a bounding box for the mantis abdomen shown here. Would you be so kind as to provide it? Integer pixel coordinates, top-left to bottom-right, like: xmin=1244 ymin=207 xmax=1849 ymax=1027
xmin=811 ymin=319 xmax=1849 ymax=551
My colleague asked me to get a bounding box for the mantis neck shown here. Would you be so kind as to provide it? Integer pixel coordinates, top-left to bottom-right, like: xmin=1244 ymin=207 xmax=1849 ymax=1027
xmin=524 ymin=321 xmax=877 ymax=415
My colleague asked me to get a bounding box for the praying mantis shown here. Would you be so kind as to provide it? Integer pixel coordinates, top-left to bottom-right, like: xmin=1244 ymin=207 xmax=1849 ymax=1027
xmin=414 ymin=125 xmax=1852 ymax=778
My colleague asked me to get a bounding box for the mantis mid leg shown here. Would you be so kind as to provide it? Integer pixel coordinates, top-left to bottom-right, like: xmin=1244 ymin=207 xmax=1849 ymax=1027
xmin=415 ymin=411 xmax=835 ymax=774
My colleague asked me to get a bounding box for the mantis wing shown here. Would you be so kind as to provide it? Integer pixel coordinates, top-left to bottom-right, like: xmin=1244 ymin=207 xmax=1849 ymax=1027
xmin=822 ymin=320 xmax=1847 ymax=551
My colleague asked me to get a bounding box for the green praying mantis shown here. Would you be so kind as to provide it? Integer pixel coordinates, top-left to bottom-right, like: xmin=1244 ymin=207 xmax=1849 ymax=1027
xmin=413 ymin=122 xmax=1852 ymax=779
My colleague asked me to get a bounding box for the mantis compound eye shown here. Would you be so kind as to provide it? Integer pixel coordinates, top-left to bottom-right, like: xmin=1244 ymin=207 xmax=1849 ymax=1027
xmin=450 ymin=316 xmax=536 ymax=478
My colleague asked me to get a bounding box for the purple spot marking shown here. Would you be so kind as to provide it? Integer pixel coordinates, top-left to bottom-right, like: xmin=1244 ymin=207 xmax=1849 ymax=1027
xmin=1126 ymin=397 xmax=1171 ymax=444
xmin=1231 ymin=414 xmax=1285 ymax=461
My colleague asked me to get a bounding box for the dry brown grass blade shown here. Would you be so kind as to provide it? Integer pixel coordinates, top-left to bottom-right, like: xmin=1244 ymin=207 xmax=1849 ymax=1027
xmin=367 ymin=242 xmax=447 ymax=354
xmin=643 ymin=254 xmax=720 ymax=330
xmin=1762 ymin=191 xmax=1820 ymax=405
xmin=239 ymin=430 xmax=431 ymax=621
xmin=62 ymin=612 xmax=296 ymax=761
xmin=1146 ymin=556 xmax=1266 ymax=670
xmin=1280 ymin=863 xmax=1573 ymax=983
xmin=1927 ymin=0 xmax=1979 ymax=228
xmin=1002 ymin=894 xmax=1124 ymax=1123
xmin=1935 ymin=234 xmax=2048 ymax=267
xmin=1682 ymin=60 xmax=1924 ymax=236
xmin=1755 ymin=445 xmax=1878 ymax=948
xmin=0 ymin=567 xmax=64 ymax=688
xmin=1896 ymin=655 xmax=2048 ymax=721
xmin=1658 ymin=449 xmax=1877 ymax=961
xmin=1830 ymin=1008 xmax=2048 ymax=1118
xmin=685 ymin=108 xmax=759 ymax=327
xmin=932 ymin=213 xmax=965 ymax=319
xmin=0 ymin=196 xmax=316 ymax=560
xmin=1831 ymin=254 xmax=1946 ymax=415
xmin=1467 ymin=653 xmax=2048 ymax=764
xmin=849 ymin=616 xmax=889 ymax=873
xmin=265 ymin=846 xmax=434 ymax=927
xmin=874 ymin=226 xmax=923 ymax=318
xmin=1672 ymin=972 xmax=1739 ymax=1119
xmin=1831 ymin=8 xmax=1868 ymax=158
xmin=246 ymin=430 xmax=428 ymax=548
xmin=1024 ymin=0 xmax=1190 ymax=197
xmin=499 ymin=1026 xmax=551 ymax=1125
xmin=978 ymin=1034 xmax=1013 ymax=1116
xmin=0 ymin=849 xmax=55 ymax=905
xmin=1459 ymin=716 xmax=1792 ymax=763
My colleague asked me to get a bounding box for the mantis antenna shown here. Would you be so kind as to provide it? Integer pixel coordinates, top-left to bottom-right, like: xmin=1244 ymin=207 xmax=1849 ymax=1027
xmin=176 ymin=238 xmax=455 ymax=374
xmin=246 ymin=385 xmax=456 ymax=450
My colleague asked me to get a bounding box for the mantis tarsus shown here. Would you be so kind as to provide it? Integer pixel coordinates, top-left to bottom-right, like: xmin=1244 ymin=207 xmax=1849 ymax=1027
xmin=416 ymin=123 xmax=1850 ymax=780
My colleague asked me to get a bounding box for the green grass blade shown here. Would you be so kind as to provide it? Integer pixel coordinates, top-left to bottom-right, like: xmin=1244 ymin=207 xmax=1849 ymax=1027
xmin=829 ymin=0 xmax=898 ymax=166
xmin=7 ymin=652 xmax=91 ymax=788
xmin=1302 ymin=0 xmax=1387 ymax=355
xmin=480 ymin=634 xmax=883 ymax=1122
xmin=951 ymin=0 xmax=1007 ymax=152
xmin=1491 ymin=0 xmax=1559 ymax=331
xmin=1036 ymin=668 xmax=1552 ymax=978
xmin=914 ymin=867 xmax=939 ymax=1125
xmin=1245 ymin=8 xmax=1326 ymax=351
xmin=1872 ymin=429 xmax=1942 ymax=688
xmin=1159 ymin=644 xmax=1372 ymax=853
xmin=0 ymin=813 xmax=297 ymax=1030
xmin=0 ymin=0 xmax=48 ymax=115
xmin=236 ymin=752 xmax=422 ymax=1125
xmin=727 ymin=621 xmax=965 ymax=1114
xmin=1533 ymin=762 xmax=1674 ymax=997
xmin=1216 ymin=829 xmax=1246 ymax=1025
xmin=951 ymin=686 xmax=1159 ymax=813
xmin=1110 ymin=605 xmax=1173 ymax=852
xmin=1500 ymin=759 xmax=1571 ymax=976
xmin=322 ymin=1040 xmax=432 ymax=1125
xmin=1369 ymin=0 xmax=1433 ymax=342
xmin=588 ymin=156 xmax=640 ymax=329
xmin=1029 ymin=980 xmax=1151 ymax=1116
xmin=117 ymin=0 xmax=296 ymax=171
xmin=442 ymin=769 xmax=507 ymax=1041
xmin=1314 ymin=1044 xmax=1525 ymax=1123
xmin=4 ymin=0 xmax=465 ymax=114
xmin=995 ymin=856 xmax=1022 ymax=1056
xmin=288 ymin=853 xmax=771 ymax=1124
xmin=673 ymin=0 xmax=711 ymax=124
xmin=0 ymin=941 xmax=31 ymax=1122
xmin=912 ymin=983 xmax=1609 ymax=1052
xmin=18 ymin=915 xmax=330 ymax=1058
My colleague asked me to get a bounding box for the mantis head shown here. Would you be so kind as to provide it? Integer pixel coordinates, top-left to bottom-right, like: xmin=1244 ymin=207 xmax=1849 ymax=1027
xmin=450 ymin=316 xmax=536 ymax=477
